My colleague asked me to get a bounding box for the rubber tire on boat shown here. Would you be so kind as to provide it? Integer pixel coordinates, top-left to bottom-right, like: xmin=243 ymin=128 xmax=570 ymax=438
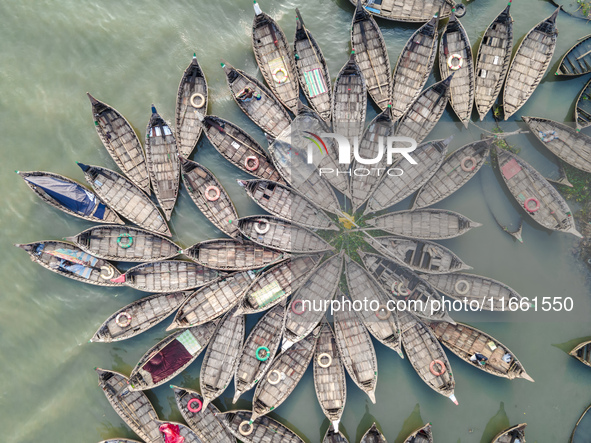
xmin=239 ymin=421 xmax=254 ymax=436
xmin=256 ymin=346 xmax=270 ymax=362
xmin=430 ymin=359 xmax=447 ymax=376
xmin=187 ymin=398 xmax=202 ymax=413
xmin=524 ymin=197 xmax=540 ymax=213
xmin=115 ymin=312 xmax=132 ymax=328
xmin=460 ymin=156 xmax=477 ymax=172
xmin=267 ymin=369 xmax=282 ymax=385
xmin=204 ymin=186 xmax=221 ymax=202
xmin=272 ymin=67 xmax=288 ymax=84
xmin=317 ymin=353 xmax=332 ymax=368
xmin=291 ymin=299 xmax=305 ymax=315
xmin=454 ymin=4 xmax=466 ymax=18
xmin=455 ymin=279 xmax=470 ymax=295
xmin=390 ymin=281 xmax=399 ymax=295
xmin=375 ymin=305 xmax=391 ymax=320
xmin=397 ymin=282 xmax=411 ymax=297
xmin=100 ymin=266 xmax=114 ymax=280
xmin=117 ymin=233 xmax=133 ymax=249
xmin=447 ymin=54 xmax=463 ymax=71
xmin=254 ymin=219 xmax=271 ymax=234
xmin=190 ymin=93 xmax=205 ymax=108
xmin=245 ymin=156 xmax=260 ymax=171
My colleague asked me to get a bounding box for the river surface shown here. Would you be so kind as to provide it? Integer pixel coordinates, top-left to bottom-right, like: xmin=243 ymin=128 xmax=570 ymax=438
xmin=2 ymin=0 xmax=591 ymax=442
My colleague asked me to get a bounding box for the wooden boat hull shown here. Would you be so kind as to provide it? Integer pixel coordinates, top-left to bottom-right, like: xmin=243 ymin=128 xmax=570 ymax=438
xmin=323 ymin=428 xmax=349 ymax=443
xmin=491 ymin=423 xmax=527 ymax=443
xmin=557 ymin=34 xmax=591 ymax=76
xmin=403 ymin=423 xmax=433 ymax=443
xmin=571 ymin=404 xmax=591 ymax=443
xmin=569 ymin=340 xmax=591 ymax=368
xmin=348 ymin=0 xmax=453 ymax=23
xmin=360 ymin=423 xmax=387 ymax=443
xmin=218 ymin=410 xmax=305 ymax=443
xmin=575 ymin=78 xmax=591 ymax=130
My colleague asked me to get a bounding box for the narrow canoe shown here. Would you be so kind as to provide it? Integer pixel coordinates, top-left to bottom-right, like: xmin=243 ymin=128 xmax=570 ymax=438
xmin=395 ymin=75 xmax=453 ymax=143
xmin=179 ymin=156 xmax=240 ymax=238
xmin=323 ymin=428 xmax=349 ymax=443
xmin=238 ymin=215 xmax=334 ymax=253
xmin=439 ymin=13 xmax=474 ymax=127
xmin=575 ymin=78 xmax=591 ymax=130
xmin=218 ymin=410 xmax=305 ymax=443
xmin=569 ymin=340 xmax=591 ymax=368
xmin=422 ymin=272 xmax=523 ymax=311
xmin=112 ymin=260 xmax=221 ymax=293
xmin=238 ymin=179 xmax=338 ymax=231
xmin=145 ymin=106 xmax=180 ymax=220
xmin=403 ymin=423 xmax=433 ymax=443
xmin=16 ymin=170 xmax=123 ymax=225
xmin=95 ymin=368 xmax=162 ymax=443
xmin=15 ymin=240 xmax=122 ymax=287
xmin=474 ymin=4 xmax=514 ymax=121
xmin=348 ymin=0 xmax=453 ymax=23
xmin=200 ymin=309 xmax=245 ymax=409
xmin=156 ymin=422 xmax=201 ymax=443
xmin=503 ymin=8 xmax=559 ymax=119
xmin=76 ymin=163 xmax=171 ymax=237
xmin=431 ymin=321 xmax=533 ymax=382
xmin=128 ymin=320 xmax=218 ymax=390
xmin=294 ymin=8 xmax=331 ymax=121
xmin=360 ymin=423 xmax=387 ymax=443
xmin=236 ymin=254 xmax=322 ymax=315
xmin=390 ymin=15 xmax=439 ymax=121
xmin=252 ymin=1 xmax=299 ymax=114
xmin=365 ymin=208 xmax=481 ymax=240
xmin=65 ymin=225 xmax=180 ymax=263
xmin=233 ymin=303 xmax=286 ymax=402
xmin=399 ymin=310 xmax=457 ymax=404
xmin=87 ymin=93 xmax=150 ymax=194
xmin=373 ymin=235 xmax=471 ymax=274
xmin=344 ymin=255 xmax=402 ymax=355
xmin=571 ymin=405 xmax=591 ymax=443
xmin=168 ymin=271 xmax=254 ymax=328
xmin=184 ymin=238 xmax=287 ymax=271
xmin=334 ymin=295 xmax=378 ymax=403
xmin=171 ymin=386 xmax=236 ymax=443
xmin=332 ymin=52 xmax=367 ymax=146
xmin=313 ymin=321 xmax=347 ymax=433
xmin=495 ymin=146 xmax=581 ymax=237
xmin=351 ymin=0 xmax=391 ymax=110
xmin=90 ymin=291 xmax=189 ymax=343
xmin=364 ymin=137 xmax=451 ymax=215
xmin=176 ymin=54 xmax=208 ymax=157
xmin=491 ymin=424 xmax=527 ymax=443
xmin=359 ymin=250 xmax=454 ymax=323
xmin=250 ymin=324 xmax=320 ymax=421
xmin=221 ymin=61 xmax=292 ymax=138
xmin=283 ymin=253 xmax=343 ymax=347
xmin=413 ymin=138 xmax=492 ymax=209
xmin=522 ymin=116 xmax=591 ymax=173
xmin=557 ymin=34 xmax=591 ymax=76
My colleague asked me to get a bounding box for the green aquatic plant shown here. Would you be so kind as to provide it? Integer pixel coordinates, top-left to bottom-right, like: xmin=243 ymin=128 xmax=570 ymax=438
xmin=558 ymin=163 xmax=591 ymax=203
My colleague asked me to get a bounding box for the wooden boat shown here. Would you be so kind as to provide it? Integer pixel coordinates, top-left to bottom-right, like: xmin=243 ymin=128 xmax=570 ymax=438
xmin=90 ymin=291 xmax=189 ymax=343
xmin=200 ymin=309 xmax=245 ymax=409
xmin=313 ymin=320 xmax=347 ymax=432
xmin=172 ymin=386 xmax=236 ymax=443
xmin=365 ymin=208 xmax=481 ymax=240
xmin=571 ymin=405 xmax=591 ymax=442
xmin=403 ymin=423 xmax=433 ymax=443
xmin=431 ymin=321 xmax=534 ymax=382
xmin=332 ymin=52 xmax=367 ymax=145
xmin=344 ymin=255 xmax=402 ymax=355
xmin=390 ymin=15 xmax=439 ymax=121
xmin=522 ymin=117 xmax=591 ymax=173
xmin=236 ymin=254 xmax=322 ymax=315
xmin=238 ymin=215 xmax=334 ymax=253
xmin=557 ymin=34 xmax=591 ymax=76
xmin=364 ymin=137 xmax=451 ymax=215
xmin=395 ymin=75 xmax=452 ymax=143
xmin=179 ymin=156 xmax=240 ymax=238
xmin=15 ymin=240 xmax=122 ymax=287
xmin=145 ymin=105 xmax=180 ymax=220
xmin=168 ymin=271 xmax=254 ymax=329
xmin=233 ymin=303 xmax=286 ymax=402
xmin=413 ymin=138 xmax=492 ymax=209
xmin=128 ymin=320 xmax=218 ymax=390
xmin=351 ymin=0 xmax=391 ymax=110
xmin=252 ymin=1 xmax=299 ymax=114
xmin=360 ymin=423 xmax=387 ymax=443
xmin=16 ymin=170 xmax=123 ymax=225
xmin=323 ymin=428 xmax=349 ymax=443
xmin=422 ymin=272 xmax=523 ymax=312
xmin=87 ymin=93 xmax=150 ymax=194
xmin=569 ymin=340 xmax=591 ymax=368
xmin=65 ymin=225 xmax=180 ymax=263
xmin=111 ymin=260 xmax=221 ymax=293
xmin=334 ymin=295 xmax=378 ymax=403
xmin=495 ymin=146 xmax=581 ymax=237
xmin=399 ymin=310 xmax=457 ymax=404
xmin=439 ymin=13 xmax=474 ymax=127
xmin=76 ymin=163 xmax=171 ymax=237
xmin=294 ymin=8 xmax=331 ymax=121
xmin=491 ymin=423 xmax=527 ymax=443
xmin=218 ymin=410 xmax=304 ymax=443
xmin=359 ymin=250 xmax=454 ymax=323
xmin=184 ymin=238 xmax=287 ymax=271
xmin=348 ymin=0 xmax=453 ymax=23
xmin=373 ymin=236 xmax=471 ymax=274
xmin=221 ymin=61 xmax=292 ymax=138
xmin=156 ymin=422 xmax=202 ymax=443
xmin=283 ymin=253 xmax=343 ymax=347
xmin=575 ymin=78 xmax=591 ymax=130
xmin=350 ymin=107 xmax=396 ymax=211
xmin=238 ymin=179 xmax=338 ymax=231
xmin=250 ymin=324 xmax=320 ymax=421
xmin=95 ymin=368 xmax=162 ymax=442
xmin=474 ymin=4 xmax=514 ymax=121
xmin=503 ymin=9 xmax=559 ymax=119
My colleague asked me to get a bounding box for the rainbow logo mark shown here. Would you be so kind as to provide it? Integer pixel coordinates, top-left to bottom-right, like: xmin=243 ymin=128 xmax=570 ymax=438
xmin=303 ymin=131 xmax=328 ymax=155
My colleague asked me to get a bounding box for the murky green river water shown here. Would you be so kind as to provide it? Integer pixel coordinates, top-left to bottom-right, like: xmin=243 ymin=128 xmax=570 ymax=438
xmin=2 ymin=0 xmax=591 ymax=441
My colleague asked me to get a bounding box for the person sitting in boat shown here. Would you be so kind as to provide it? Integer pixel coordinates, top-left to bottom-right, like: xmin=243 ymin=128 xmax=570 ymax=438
xmin=237 ymin=87 xmax=255 ymax=102
xmin=470 ymin=353 xmax=488 ymax=366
